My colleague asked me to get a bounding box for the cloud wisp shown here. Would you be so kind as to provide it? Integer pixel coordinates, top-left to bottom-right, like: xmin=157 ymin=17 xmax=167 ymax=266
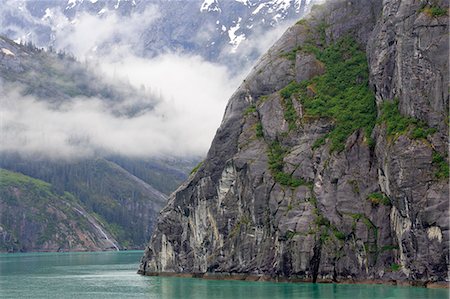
xmin=0 ymin=58 xmax=239 ymax=160
xmin=0 ymin=1 xmax=300 ymax=160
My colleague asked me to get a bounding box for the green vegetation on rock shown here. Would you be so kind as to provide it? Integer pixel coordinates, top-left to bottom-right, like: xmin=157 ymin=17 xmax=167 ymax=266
xmin=315 ymin=214 xmax=330 ymax=227
xmin=230 ymin=215 xmax=251 ymax=238
xmin=244 ymin=105 xmax=257 ymax=116
xmin=280 ymin=36 xmax=377 ymax=152
xmin=378 ymin=100 xmax=437 ymax=139
xmin=296 ymin=19 xmax=308 ymax=26
xmin=285 ymin=230 xmax=298 ymax=240
xmin=304 ymin=36 xmax=376 ymax=152
xmin=312 ymin=134 xmax=328 ymax=150
xmin=280 ymin=83 xmax=300 ymax=131
xmin=267 ymin=141 xmax=307 ymax=188
xmin=432 ymin=152 xmax=449 ymax=179
xmin=256 ymin=122 xmax=264 ymax=138
xmin=279 ymin=45 xmax=302 ymax=61
xmin=367 ymin=192 xmax=391 ymax=206
xmin=0 ymin=169 xmax=99 ymax=252
xmin=280 ymin=81 xmax=303 ymax=99
xmin=0 ymin=168 xmax=51 ymax=194
xmin=390 ymin=263 xmax=401 ymax=272
xmin=421 ymin=5 xmax=447 ymax=17
xmin=190 ymin=161 xmax=203 ymax=175
xmin=268 ymin=141 xmax=285 ymax=174
xmin=314 ymin=213 xmax=346 ymax=241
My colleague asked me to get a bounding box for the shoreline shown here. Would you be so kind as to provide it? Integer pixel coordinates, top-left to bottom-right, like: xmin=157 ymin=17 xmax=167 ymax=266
xmin=137 ymin=270 xmax=449 ymax=289
xmin=0 ymin=248 xmax=145 ymax=254
xmin=0 ymin=249 xmax=144 ymax=255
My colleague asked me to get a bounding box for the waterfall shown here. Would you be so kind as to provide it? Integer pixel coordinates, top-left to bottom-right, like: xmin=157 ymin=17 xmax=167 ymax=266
xmin=73 ymin=207 xmax=120 ymax=251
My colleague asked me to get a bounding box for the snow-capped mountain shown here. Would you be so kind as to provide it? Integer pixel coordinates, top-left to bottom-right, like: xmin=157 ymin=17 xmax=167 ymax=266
xmin=0 ymin=0 xmax=318 ymax=68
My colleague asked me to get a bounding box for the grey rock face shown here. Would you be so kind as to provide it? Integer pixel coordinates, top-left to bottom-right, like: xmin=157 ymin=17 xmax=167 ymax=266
xmin=295 ymin=53 xmax=325 ymax=83
xmin=140 ymin=0 xmax=449 ymax=284
xmin=368 ymin=0 xmax=449 ymax=132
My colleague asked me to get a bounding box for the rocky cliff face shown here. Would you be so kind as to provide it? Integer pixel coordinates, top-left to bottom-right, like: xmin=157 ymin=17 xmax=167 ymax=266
xmin=139 ymin=0 xmax=449 ymax=285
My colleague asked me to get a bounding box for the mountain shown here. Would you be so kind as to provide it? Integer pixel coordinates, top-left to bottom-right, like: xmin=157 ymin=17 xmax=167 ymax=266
xmin=0 ymin=35 xmax=197 ymax=251
xmin=139 ymin=0 xmax=449 ymax=286
xmin=0 ymin=0 xmax=319 ymax=68
xmin=0 ymin=168 xmax=120 ymax=252
xmin=0 ymin=0 xmax=323 ymax=252
xmin=0 ymin=156 xmax=168 ymax=249
xmin=0 ymin=0 xmax=324 ymax=252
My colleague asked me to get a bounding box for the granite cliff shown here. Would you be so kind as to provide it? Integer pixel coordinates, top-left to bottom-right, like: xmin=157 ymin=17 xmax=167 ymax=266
xmin=139 ymin=0 xmax=449 ymax=285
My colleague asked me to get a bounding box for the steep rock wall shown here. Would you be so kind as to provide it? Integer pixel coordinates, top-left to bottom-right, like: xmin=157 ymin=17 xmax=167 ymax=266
xmin=139 ymin=0 xmax=449 ymax=284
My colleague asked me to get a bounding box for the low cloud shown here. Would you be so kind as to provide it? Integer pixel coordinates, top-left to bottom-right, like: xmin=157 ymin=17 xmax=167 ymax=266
xmin=0 ymin=56 xmax=239 ymax=159
xmin=51 ymin=6 xmax=160 ymax=59
xmin=0 ymin=1 xmax=298 ymax=160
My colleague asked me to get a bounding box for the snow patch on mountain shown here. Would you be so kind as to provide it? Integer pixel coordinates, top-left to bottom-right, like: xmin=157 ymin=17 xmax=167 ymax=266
xmin=228 ymin=17 xmax=245 ymax=53
xmin=252 ymin=3 xmax=266 ymax=15
xmin=114 ymin=0 xmax=122 ymax=9
xmin=268 ymin=0 xmax=291 ymax=12
xmin=66 ymin=0 xmax=134 ymax=11
xmin=200 ymin=0 xmax=221 ymax=12
xmin=42 ymin=8 xmax=53 ymax=21
xmin=235 ymin=0 xmax=251 ymax=5
xmin=199 ymin=0 xmax=318 ymax=51
xmin=67 ymin=0 xmax=83 ymax=10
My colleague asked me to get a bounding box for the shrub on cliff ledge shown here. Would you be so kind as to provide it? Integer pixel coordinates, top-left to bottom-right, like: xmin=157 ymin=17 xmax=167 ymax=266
xmin=378 ymin=99 xmax=437 ymax=139
xmin=432 ymin=152 xmax=449 ymax=179
xmin=282 ymin=36 xmax=377 ymax=152
xmin=421 ymin=5 xmax=447 ymax=17
xmin=268 ymin=141 xmax=307 ymax=188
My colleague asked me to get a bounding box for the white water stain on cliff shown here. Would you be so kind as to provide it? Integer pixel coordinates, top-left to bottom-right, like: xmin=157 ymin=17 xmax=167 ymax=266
xmin=187 ymin=191 xmax=210 ymax=272
xmin=207 ymin=210 xmax=222 ymax=247
xmin=390 ymin=206 xmax=412 ymax=276
xmin=217 ymin=161 xmax=237 ymax=210
xmin=160 ymin=234 xmax=174 ymax=272
xmin=426 ymin=226 xmax=442 ymax=243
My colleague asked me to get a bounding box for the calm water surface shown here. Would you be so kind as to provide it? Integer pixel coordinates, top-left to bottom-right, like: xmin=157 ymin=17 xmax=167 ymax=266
xmin=0 ymin=251 xmax=448 ymax=299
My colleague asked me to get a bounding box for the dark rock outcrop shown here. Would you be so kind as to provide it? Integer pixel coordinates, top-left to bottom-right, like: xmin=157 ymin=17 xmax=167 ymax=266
xmin=139 ymin=0 xmax=449 ymax=284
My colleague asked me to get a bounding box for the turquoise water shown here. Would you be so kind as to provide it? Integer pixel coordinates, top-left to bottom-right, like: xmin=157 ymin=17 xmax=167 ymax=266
xmin=0 ymin=251 xmax=448 ymax=299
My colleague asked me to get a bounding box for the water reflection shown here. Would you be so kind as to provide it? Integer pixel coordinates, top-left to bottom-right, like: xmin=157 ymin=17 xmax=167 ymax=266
xmin=0 ymin=251 xmax=448 ymax=299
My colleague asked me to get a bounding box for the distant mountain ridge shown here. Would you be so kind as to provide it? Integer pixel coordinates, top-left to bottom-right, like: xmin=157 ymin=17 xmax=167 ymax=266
xmin=0 ymin=35 xmax=197 ymax=251
xmin=0 ymin=168 xmax=121 ymax=252
xmin=0 ymin=0 xmax=320 ymax=252
xmin=0 ymin=0 xmax=318 ymax=67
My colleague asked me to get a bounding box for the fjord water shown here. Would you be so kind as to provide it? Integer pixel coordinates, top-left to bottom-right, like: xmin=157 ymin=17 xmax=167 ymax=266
xmin=0 ymin=251 xmax=447 ymax=299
